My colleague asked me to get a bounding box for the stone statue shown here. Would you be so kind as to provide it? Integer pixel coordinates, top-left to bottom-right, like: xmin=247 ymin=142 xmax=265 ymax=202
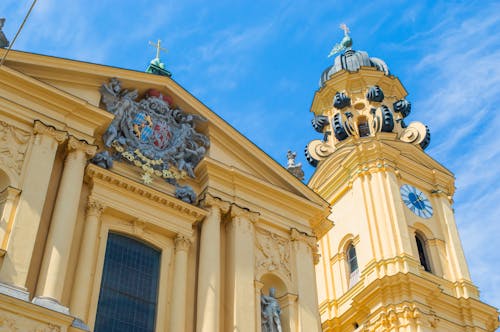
xmin=261 ymin=288 xmax=283 ymax=332
xmin=0 ymin=18 xmax=9 ymax=48
xmin=285 ymin=150 xmax=304 ymax=181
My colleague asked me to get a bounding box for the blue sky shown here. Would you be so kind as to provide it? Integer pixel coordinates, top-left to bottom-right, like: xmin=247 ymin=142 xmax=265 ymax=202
xmin=2 ymin=0 xmax=499 ymax=310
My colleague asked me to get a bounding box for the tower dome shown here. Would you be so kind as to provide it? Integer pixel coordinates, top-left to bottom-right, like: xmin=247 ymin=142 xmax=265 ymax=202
xmin=319 ymin=49 xmax=389 ymax=87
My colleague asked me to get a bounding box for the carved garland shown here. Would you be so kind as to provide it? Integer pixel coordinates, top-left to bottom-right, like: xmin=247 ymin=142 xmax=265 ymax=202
xmin=255 ymin=227 xmax=292 ymax=281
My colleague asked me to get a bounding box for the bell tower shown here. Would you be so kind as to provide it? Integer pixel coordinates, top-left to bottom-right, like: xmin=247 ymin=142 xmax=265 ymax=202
xmin=308 ymin=27 xmax=499 ymax=332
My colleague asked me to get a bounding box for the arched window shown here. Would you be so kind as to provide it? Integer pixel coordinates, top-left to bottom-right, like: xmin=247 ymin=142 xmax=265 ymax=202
xmin=415 ymin=233 xmax=431 ymax=272
xmin=94 ymin=233 xmax=161 ymax=332
xmin=347 ymin=243 xmax=359 ymax=286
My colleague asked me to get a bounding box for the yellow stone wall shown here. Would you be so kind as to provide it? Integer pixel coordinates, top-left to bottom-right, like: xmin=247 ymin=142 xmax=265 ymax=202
xmin=0 ymin=49 xmax=330 ymax=331
xmin=311 ymin=68 xmax=499 ymax=331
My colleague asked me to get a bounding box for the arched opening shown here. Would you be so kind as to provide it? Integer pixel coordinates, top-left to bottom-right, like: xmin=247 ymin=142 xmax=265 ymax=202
xmin=357 ymin=116 xmax=370 ymax=137
xmin=347 ymin=243 xmax=359 ymax=287
xmin=415 ymin=232 xmax=432 ymax=272
xmin=94 ymin=232 xmax=161 ymax=332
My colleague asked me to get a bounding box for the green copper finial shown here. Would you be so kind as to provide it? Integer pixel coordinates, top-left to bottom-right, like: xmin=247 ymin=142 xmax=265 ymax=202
xmin=328 ymin=23 xmax=353 ymax=58
xmin=146 ymin=39 xmax=172 ymax=77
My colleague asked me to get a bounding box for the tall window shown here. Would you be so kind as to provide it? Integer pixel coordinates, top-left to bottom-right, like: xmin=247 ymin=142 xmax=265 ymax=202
xmin=347 ymin=243 xmax=359 ymax=287
xmin=94 ymin=233 xmax=161 ymax=332
xmin=415 ymin=233 xmax=431 ymax=272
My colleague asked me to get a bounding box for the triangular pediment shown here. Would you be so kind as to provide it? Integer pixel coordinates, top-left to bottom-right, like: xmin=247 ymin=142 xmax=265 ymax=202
xmin=1 ymin=50 xmax=324 ymax=206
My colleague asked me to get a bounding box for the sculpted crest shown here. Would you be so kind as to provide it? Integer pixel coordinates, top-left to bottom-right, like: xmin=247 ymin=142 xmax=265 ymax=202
xmin=93 ymin=78 xmax=209 ymax=203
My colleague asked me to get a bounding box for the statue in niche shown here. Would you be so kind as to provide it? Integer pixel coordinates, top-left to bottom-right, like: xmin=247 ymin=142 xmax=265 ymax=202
xmin=261 ymin=288 xmax=283 ymax=332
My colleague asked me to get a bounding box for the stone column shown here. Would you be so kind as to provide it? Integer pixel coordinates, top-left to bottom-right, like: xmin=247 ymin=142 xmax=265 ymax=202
xmin=34 ymin=136 xmax=96 ymax=313
xmin=70 ymin=197 xmax=104 ymax=325
xmin=0 ymin=121 xmax=66 ymax=300
xmin=196 ymin=194 xmax=229 ymax=332
xmin=291 ymin=228 xmax=322 ymax=332
xmin=169 ymin=235 xmax=192 ymax=331
xmin=226 ymin=205 xmax=259 ymax=332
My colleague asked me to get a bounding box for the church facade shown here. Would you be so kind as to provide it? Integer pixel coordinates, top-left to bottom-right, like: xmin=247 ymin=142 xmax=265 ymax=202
xmin=0 ymin=30 xmax=497 ymax=332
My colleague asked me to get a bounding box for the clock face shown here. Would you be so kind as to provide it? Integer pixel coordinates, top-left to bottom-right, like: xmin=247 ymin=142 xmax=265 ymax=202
xmin=400 ymin=184 xmax=433 ymax=219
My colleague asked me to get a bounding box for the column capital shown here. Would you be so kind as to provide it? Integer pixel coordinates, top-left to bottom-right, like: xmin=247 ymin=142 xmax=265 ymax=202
xmin=67 ymin=136 xmax=97 ymax=158
xmin=230 ymin=205 xmax=260 ymax=223
xmin=174 ymin=235 xmax=192 ymax=252
xmin=86 ymin=196 xmax=104 ymax=218
xmin=33 ymin=120 xmax=67 ymax=143
xmin=291 ymin=228 xmax=319 ymax=263
xmin=200 ymin=193 xmax=230 ymax=214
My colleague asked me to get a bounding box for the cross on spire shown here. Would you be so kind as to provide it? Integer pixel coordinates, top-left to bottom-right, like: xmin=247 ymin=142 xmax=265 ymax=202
xmin=149 ymin=39 xmax=168 ymax=59
xmin=340 ymin=23 xmax=350 ymax=36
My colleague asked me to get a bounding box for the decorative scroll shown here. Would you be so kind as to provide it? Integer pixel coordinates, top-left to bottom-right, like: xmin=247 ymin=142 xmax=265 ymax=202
xmin=255 ymin=228 xmax=291 ymax=281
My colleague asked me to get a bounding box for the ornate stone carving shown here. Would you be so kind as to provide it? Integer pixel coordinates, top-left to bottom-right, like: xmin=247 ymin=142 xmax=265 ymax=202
xmin=0 ymin=314 xmax=17 ymax=331
xmin=33 ymin=121 xmax=67 ymax=144
xmin=174 ymin=235 xmax=191 ymax=252
xmin=97 ymin=78 xmax=210 ymax=200
xmin=311 ymin=114 xmax=329 ymax=133
xmin=400 ymin=121 xmax=431 ymax=150
xmin=366 ymin=85 xmax=384 ymax=102
xmin=0 ymin=121 xmax=30 ymax=176
xmin=333 ymin=91 xmax=351 ymax=109
xmin=175 ymin=184 xmax=197 ymax=204
xmin=90 ymin=150 xmax=113 ymax=169
xmin=393 ymin=99 xmax=411 ymax=118
xmin=285 ymin=150 xmax=304 ymax=181
xmin=86 ymin=197 xmax=104 ymax=217
xmin=255 ymin=228 xmax=291 ymax=280
xmin=305 ymin=140 xmax=335 ymax=167
xmin=33 ymin=324 xmax=60 ymax=332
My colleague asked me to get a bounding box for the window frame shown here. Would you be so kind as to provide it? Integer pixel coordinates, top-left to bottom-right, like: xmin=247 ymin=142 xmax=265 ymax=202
xmin=87 ymin=217 xmax=174 ymax=332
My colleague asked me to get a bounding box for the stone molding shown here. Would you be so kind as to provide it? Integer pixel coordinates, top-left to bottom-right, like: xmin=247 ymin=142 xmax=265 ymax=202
xmin=174 ymin=235 xmax=192 ymax=252
xmin=291 ymin=228 xmax=320 ymax=264
xmin=200 ymin=193 xmax=230 ymax=214
xmin=230 ymin=204 xmax=260 ymax=223
xmin=67 ymin=136 xmax=97 ymax=158
xmin=33 ymin=120 xmax=67 ymax=144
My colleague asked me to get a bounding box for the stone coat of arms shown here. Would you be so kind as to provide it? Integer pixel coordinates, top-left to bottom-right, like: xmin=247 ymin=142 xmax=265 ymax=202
xmin=92 ymin=78 xmax=209 ymax=204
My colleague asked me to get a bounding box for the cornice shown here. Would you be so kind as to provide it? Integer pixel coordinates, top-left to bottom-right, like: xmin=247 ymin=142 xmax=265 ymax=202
xmin=199 ymin=193 xmax=230 ymax=214
xmin=86 ymin=164 xmax=207 ymax=222
xmin=230 ymin=204 xmax=260 ymax=223
xmin=309 ymin=138 xmax=455 ymax=204
xmin=0 ymin=62 xmax=113 ymax=142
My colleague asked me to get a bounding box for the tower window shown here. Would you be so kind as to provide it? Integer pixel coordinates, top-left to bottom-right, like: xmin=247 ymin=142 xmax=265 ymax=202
xmin=94 ymin=233 xmax=160 ymax=332
xmin=347 ymin=243 xmax=359 ymax=286
xmin=415 ymin=233 xmax=431 ymax=272
xmin=357 ymin=116 xmax=370 ymax=137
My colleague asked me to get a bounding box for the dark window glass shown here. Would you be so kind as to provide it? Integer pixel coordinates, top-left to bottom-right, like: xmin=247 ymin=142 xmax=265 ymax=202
xmin=347 ymin=244 xmax=358 ymax=274
xmin=94 ymin=233 xmax=160 ymax=332
xmin=415 ymin=234 xmax=431 ymax=272
xmin=358 ymin=117 xmax=370 ymax=137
